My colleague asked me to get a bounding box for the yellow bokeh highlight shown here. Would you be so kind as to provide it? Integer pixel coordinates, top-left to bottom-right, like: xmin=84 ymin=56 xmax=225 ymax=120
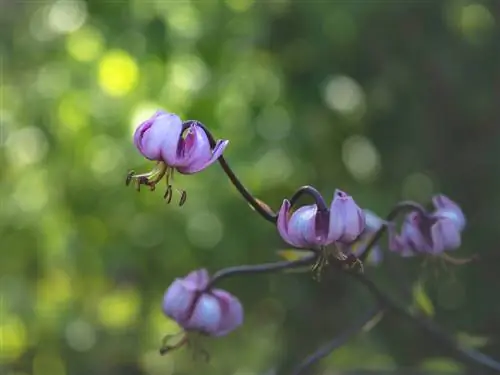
xmin=65 ymin=26 xmax=104 ymax=62
xmin=36 ymin=270 xmax=73 ymax=318
xmin=33 ymin=351 xmax=66 ymax=375
xmin=98 ymin=50 xmax=139 ymax=97
xmin=0 ymin=315 xmax=27 ymax=362
xmin=97 ymin=288 xmax=140 ymax=329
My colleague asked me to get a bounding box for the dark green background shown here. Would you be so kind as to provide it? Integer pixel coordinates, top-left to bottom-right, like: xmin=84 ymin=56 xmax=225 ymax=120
xmin=2 ymin=0 xmax=500 ymax=374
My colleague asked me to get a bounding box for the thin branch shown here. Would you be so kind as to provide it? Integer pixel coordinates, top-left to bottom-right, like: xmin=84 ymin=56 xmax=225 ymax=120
xmin=205 ymin=254 xmax=318 ymax=290
xmin=348 ymin=272 xmax=500 ymax=373
xmin=289 ymin=306 xmax=385 ymax=375
xmin=359 ymin=201 xmax=428 ymax=262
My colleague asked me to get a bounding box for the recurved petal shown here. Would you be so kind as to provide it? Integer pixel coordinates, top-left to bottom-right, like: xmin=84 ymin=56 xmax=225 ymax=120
xmin=178 ymin=135 xmax=229 ymax=174
xmin=185 ymin=293 xmax=222 ymax=334
xmin=432 ymin=218 xmax=461 ymax=253
xmin=162 ymin=279 xmax=196 ymax=323
xmin=432 ymin=194 xmax=466 ymax=231
xmin=210 ymin=289 xmax=244 ymax=337
xmin=183 ymin=269 xmax=210 ymax=290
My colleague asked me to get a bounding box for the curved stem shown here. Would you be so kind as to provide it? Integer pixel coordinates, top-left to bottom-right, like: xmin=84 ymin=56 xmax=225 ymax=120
xmin=289 ymin=305 xmax=384 ymax=375
xmin=359 ymin=201 xmax=428 ymax=262
xmin=288 ymin=185 xmax=329 ymax=212
xmin=348 ymin=272 xmax=500 ymax=372
xmin=205 ymin=255 xmax=318 ymax=291
xmin=186 ymin=120 xmax=277 ymax=223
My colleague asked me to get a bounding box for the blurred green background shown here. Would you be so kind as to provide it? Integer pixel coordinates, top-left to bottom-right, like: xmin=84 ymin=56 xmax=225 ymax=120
xmin=2 ymin=0 xmax=500 ymax=374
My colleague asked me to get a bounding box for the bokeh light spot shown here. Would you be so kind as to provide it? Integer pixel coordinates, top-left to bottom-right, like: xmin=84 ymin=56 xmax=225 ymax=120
xmin=98 ymin=50 xmax=139 ymax=97
xmin=168 ymin=54 xmax=209 ymax=93
xmin=65 ymin=319 xmax=96 ymax=352
xmin=0 ymin=315 xmax=27 ymax=362
xmin=186 ymin=211 xmax=224 ymax=249
xmin=48 ymin=0 xmax=87 ymax=34
xmin=84 ymin=135 xmax=125 ymax=180
xmin=254 ymin=149 xmax=292 ymax=185
xmin=5 ymin=127 xmax=48 ymax=168
xmin=225 ymin=0 xmax=254 ymax=13
xmin=323 ymin=75 xmax=366 ymax=118
xmin=342 ymin=135 xmax=381 ymax=182
xmin=98 ymin=288 xmax=140 ymax=329
xmin=35 ymin=63 xmax=71 ymax=98
xmin=36 ymin=270 xmax=73 ymax=318
xmin=65 ymin=26 xmax=104 ymax=62
xmin=57 ymin=92 xmax=89 ymax=133
xmin=13 ymin=170 xmax=49 ymax=213
xmin=402 ymin=172 xmax=434 ymax=202
xmin=164 ymin=4 xmax=200 ymax=39
xmin=460 ymin=4 xmax=495 ymax=43
xmin=256 ymin=106 xmax=291 ymax=141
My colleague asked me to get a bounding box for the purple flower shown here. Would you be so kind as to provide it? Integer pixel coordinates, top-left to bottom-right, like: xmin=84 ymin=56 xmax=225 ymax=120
xmin=162 ymin=269 xmax=243 ymax=337
xmin=389 ymin=195 xmax=465 ymax=256
xmin=277 ymin=189 xmax=365 ymax=248
xmin=127 ymin=111 xmax=229 ymax=204
xmin=134 ymin=111 xmax=228 ymax=174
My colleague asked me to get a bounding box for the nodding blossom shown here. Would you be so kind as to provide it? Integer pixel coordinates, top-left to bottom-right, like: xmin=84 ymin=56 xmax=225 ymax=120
xmin=126 ymin=111 xmax=228 ymax=205
xmin=162 ymin=269 xmax=243 ymax=337
xmin=389 ymin=194 xmax=465 ymax=256
xmin=277 ymin=189 xmax=365 ymax=249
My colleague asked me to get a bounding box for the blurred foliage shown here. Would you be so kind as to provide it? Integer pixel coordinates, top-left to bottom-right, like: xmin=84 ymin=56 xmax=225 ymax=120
xmin=1 ymin=0 xmax=500 ymax=374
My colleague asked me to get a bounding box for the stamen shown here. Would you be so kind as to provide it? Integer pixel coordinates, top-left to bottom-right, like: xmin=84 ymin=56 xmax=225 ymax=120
xmin=126 ymin=163 xmax=168 ymax=192
xmin=179 ymin=189 xmax=187 ymax=206
xmin=164 ymin=185 xmax=173 ymax=203
xmin=159 ymin=331 xmax=189 ymax=356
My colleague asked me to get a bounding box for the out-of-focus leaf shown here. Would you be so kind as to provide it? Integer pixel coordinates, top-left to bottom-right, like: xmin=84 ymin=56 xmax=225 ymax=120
xmin=457 ymin=332 xmax=491 ymax=348
xmin=412 ymin=281 xmax=435 ymax=317
xmin=420 ymin=357 xmax=463 ymax=372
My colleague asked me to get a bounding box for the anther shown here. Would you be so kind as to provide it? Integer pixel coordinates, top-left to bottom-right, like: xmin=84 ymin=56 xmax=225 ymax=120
xmin=164 ymin=185 xmax=173 ymax=204
xmin=125 ymin=170 xmax=135 ymax=186
xmin=179 ymin=190 xmax=187 ymax=206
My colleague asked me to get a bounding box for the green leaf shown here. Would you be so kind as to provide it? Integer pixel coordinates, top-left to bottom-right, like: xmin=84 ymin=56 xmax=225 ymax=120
xmin=412 ymin=281 xmax=435 ymax=317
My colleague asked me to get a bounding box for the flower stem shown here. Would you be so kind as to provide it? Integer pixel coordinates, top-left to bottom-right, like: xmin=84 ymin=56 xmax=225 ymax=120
xmin=205 ymin=255 xmax=318 ymax=291
xmin=349 ymin=272 xmax=500 ymax=372
xmin=359 ymin=201 xmax=428 ymax=262
xmin=288 ymin=185 xmax=329 ymax=212
xmin=289 ymin=305 xmax=385 ymax=375
xmin=186 ymin=120 xmax=277 ymax=223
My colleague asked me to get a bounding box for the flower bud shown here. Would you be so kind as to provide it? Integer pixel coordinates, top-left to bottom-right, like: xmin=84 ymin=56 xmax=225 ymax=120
xmin=162 ymin=269 xmax=243 ymax=337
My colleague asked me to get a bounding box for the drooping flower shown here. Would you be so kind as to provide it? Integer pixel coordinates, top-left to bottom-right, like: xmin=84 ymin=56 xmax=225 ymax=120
xmin=277 ymin=189 xmax=365 ymax=249
xmin=126 ymin=111 xmax=229 ymax=205
xmin=389 ymin=195 xmax=465 ymax=256
xmin=162 ymin=269 xmax=243 ymax=338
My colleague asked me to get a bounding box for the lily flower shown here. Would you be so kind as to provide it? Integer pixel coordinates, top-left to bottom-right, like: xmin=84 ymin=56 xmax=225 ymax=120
xmin=126 ymin=111 xmax=228 ymax=205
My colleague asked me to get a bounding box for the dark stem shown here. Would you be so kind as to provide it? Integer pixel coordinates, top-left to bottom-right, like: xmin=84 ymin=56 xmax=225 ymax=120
xmin=205 ymin=255 xmax=318 ymax=291
xmin=289 ymin=305 xmax=385 ymax=375
xmin=348 ymin=272 xmax=500 ymax=373
xmin=359 ymin=201 xmax=428 ymax=262
xmin=288 ymin=185 xmax=329 ymax=212
xmin=185 ymin=120 xmax=277 ymax=223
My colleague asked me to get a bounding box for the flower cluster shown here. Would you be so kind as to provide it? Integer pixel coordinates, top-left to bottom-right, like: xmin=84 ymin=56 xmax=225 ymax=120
xmin=126 ymin=110 xmax=473 ymax=369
